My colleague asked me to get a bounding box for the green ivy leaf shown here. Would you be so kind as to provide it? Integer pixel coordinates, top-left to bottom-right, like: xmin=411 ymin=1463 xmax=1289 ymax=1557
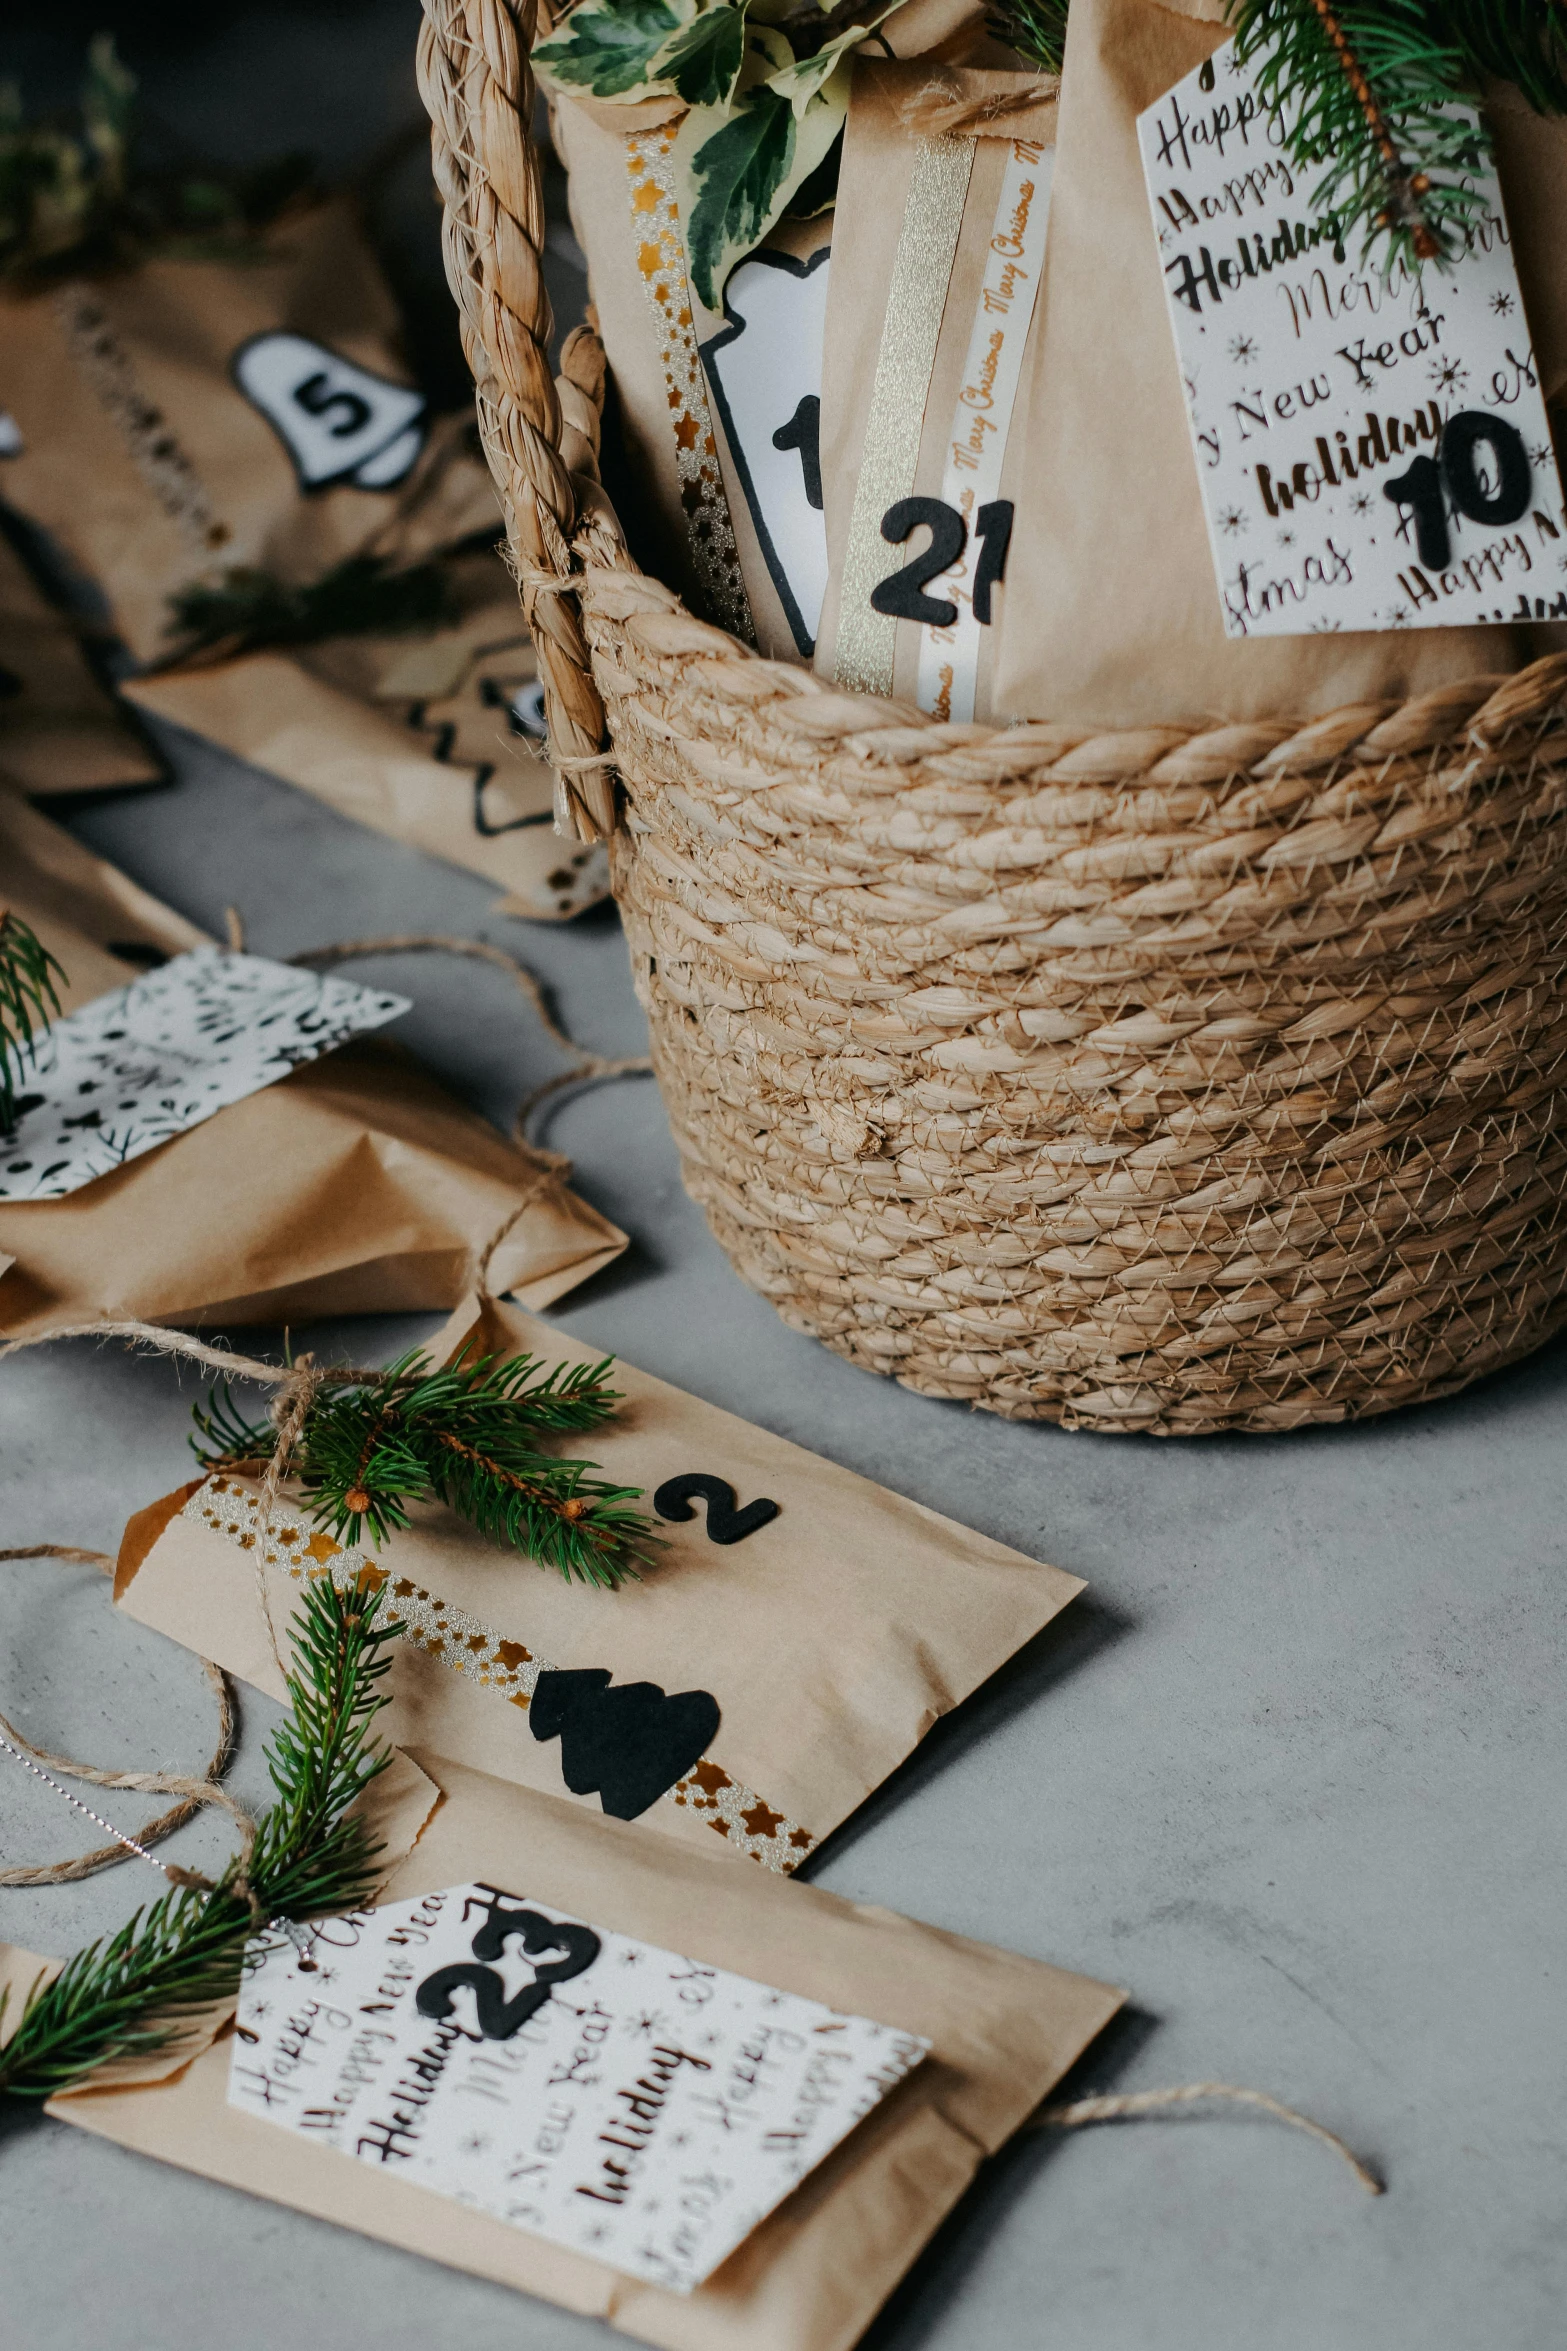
xmin=532 ymin=0 xmax=696 ymax=100
xmin=677 ymin=53 xmax=848 ymax=312
xmin=766 ymin=10 xmax=900 ymax=115
xmin=660 ymin=4 xmax=749 ymax=109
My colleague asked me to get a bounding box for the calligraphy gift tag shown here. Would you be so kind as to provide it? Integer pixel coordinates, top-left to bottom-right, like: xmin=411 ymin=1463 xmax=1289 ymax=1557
xmin=1139 ymin=39 xmax=1567 ymax=635
xmin=230 ymin=1881 xmax=927 ymax=2293
xmin=0 ymin=948 xmax=407 ymax=1202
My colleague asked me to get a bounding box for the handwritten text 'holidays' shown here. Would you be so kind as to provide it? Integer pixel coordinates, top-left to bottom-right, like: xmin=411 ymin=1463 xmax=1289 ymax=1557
xmin=355 ymin=2017 xmax=469 ymax=2164
xmin=577 ymin=2045 xmax=712 ymax=2206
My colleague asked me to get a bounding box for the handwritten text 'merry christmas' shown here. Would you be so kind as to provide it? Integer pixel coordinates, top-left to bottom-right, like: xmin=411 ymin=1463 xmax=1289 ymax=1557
xmin=1137 ymin=41 xmax=1566 ymax=636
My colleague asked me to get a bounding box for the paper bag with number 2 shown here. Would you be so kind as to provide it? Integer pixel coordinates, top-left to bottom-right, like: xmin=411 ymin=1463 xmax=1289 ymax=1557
xmin=116 ymin=1291 xmax=1082 ymax=1879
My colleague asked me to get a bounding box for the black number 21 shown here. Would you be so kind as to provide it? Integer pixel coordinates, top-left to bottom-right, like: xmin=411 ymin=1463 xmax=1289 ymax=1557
xmin=870 ymin=498 xmax=1014 ymax=627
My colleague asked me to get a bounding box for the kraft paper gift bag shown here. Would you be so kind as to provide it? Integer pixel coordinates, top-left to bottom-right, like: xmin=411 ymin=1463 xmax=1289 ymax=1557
xmin=547 ymin=0 xmax=990 ymax=659
xmin=16 ymin=1752 xmax=1121 ymax=2350
xmin=115 ymin=1289 xmax=1083 ymax=1878
xmin=0 ymin=201 xmax=500 ymax=666
xmin=123 ymin=552 xmax=610 ymax=922
xmin=990 ymin=0 xmax=1539 ymax=728
xmin=0 ymin=527 xmax=167 ymax=799
xmin=814 ymin=61 xmax=1059 ymax=720
xmin=0 ymin=796 xmax=626 ymax=1336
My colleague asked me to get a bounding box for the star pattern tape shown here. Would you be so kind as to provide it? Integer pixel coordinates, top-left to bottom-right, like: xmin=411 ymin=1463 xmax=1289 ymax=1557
xmin=184 ymin=1478 xmax=816 ymax=1874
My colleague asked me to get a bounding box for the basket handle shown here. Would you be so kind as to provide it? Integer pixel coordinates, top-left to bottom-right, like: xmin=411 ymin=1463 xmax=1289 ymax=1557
xmin=417 ymin=0 xmax=616 ymax=839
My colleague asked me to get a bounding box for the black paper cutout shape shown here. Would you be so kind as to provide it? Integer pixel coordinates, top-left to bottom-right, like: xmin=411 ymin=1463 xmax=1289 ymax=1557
xmin=414 ymin=1895 xmax=601 ymax=2039
xmin=653 ymin=1473 xmax=780 ymax=1546
xmin=971 ymin=499 xmax=1015 ymax=626
xmin=871 ymin=497 xmax=965 ymax=626
xmin=529 ymin=1667 xmax=721 ymax=1819
xmin=772 ymin=395 xmax=824 ymax=511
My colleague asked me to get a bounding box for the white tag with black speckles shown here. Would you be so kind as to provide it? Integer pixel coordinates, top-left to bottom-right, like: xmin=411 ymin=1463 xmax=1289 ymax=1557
xmin=230 ymin=1883 xmax=926 ymax=2292
xmin=1139 ymin=38 xmax=1567 ymax=635
xmin=0 ymin=948 xmax=407 ymax=1199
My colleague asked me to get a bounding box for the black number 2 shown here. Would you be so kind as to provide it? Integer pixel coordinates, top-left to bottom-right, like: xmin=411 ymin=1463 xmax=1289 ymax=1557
xmin=870 ymin=497 xmax=1014 ymax=627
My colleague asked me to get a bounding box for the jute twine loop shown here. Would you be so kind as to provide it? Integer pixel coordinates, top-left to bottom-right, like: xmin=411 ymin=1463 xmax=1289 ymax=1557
xmin=421 ymin=0 xmax=1567 ymax=1432
xmin=1033 ymin=2081 xmax=1382 ymax=2196
xmin=0 ymin=1544 xmax=254 ymax=1897
xmin=281 ymin=928 xmax=653 ymax=1144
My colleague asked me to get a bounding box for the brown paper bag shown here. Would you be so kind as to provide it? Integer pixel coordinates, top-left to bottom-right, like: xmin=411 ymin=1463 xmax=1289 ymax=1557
xmin=815 ymin=63 xmax=1059 ymax=717
xmin=550 ymin=0 xmax=990 ymax=657
xmin=18 ymin=1749 xmax=1121 ymax=2348
xmin=122 ymin=553 xmax=610 ymax=921
xmin=990 ymin=0 xmax=1534 ymax=726
xmin=0 ymin=796 xmax=626 ymax=1335
xmin=116 ymin=1289 xmax=1082 ymax=1876
xmin=0 ymin=203 xmax=500 ymax=666
xmin=0 ymin=526 xmax=166 ymax=798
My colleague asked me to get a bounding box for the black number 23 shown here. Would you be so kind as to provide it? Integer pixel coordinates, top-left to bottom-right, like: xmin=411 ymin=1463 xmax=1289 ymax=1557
xmin=870 ymin=497 xmax=1014 ymax=628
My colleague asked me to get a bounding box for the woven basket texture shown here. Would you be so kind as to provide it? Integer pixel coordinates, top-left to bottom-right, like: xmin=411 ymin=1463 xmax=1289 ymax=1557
xmin=419 ymin=0 xmax=1567 ymax=1434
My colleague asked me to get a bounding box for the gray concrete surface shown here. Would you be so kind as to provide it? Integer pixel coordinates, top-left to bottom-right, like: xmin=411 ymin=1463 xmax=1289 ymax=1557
xmin=4 ymin=695 xmax=1565 ymax=2351
xmin=3 ymin=7 xmax=1565 ymax=2344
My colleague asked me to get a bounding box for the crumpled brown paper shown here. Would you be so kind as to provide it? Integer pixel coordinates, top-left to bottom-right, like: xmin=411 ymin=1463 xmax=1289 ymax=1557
xmin=991 ymin=0 xmax=1557 ymax=726
xmin=16 ymin=1749 xmax=1121 ymax=2349
xmin=0 ymin=796 xmax=626 ymax=1335
xmin=122 ymin=551 xmax=610 ymax=920
xmin=115 ymin=1291 xmax=1083 ymax=1877
xmin=0 ymin=201 xmax=500 ymax=667
xmin=0 ymin=527 xmax=166 ymax=799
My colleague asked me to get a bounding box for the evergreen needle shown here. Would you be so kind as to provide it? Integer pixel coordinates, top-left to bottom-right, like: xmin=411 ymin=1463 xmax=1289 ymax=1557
xmin=0 ymin=1576 xmax=402 ymax=2101
xmin=0 ymin=908 xmax=63 ymax=1133
xmin=192 ymin=1344 xmax=660 ymax=1589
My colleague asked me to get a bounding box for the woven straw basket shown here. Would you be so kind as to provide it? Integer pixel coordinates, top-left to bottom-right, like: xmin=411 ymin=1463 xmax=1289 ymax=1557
xmin=418 ymin=0 xmax=1567 ymax=1435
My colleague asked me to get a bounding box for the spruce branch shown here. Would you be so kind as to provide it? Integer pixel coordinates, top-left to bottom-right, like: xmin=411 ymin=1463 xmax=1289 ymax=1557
xmin=986 ymin=0 xmax=1070 ymax=73
xmin=1227 ymin=1 xmax=1495 ymax=272
xmin=192 ymin=1345 xmax=659 ymax=1590
xmin=0 ymin=908 xmax=62 ymax=1133
xmin=164 ymin=554 xmax=461 ymax=664
xmin=0 ymin=1576 xmax=401 ymax=2102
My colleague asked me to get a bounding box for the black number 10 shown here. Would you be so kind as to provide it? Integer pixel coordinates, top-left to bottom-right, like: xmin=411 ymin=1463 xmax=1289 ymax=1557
xmin=1383 ymin=410 xmax=1532 ymax=572
xmin=870 ymin=498 xmax=1014 ymax=627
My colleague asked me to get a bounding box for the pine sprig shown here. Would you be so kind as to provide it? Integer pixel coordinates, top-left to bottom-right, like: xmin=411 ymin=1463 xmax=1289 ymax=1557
xmin=192 ymin=1346 xmax=659 ymax=1590
xmin=1226 ymin=1 xmax=1567 ymax=273
xmin=986 ymin=0 xmax=1070 ymax=74
xmin=0 ymin=908 xmax=63 ymax=1133
xmin=0 ymin=1576 xmax=401 ymax=2102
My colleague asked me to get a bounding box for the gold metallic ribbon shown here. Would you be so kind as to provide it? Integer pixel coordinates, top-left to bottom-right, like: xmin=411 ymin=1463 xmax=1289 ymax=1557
xmin=832 ymin=133 xmax=974 ymax=698
xmin=626 ymin=126 xmax=755 ymax=645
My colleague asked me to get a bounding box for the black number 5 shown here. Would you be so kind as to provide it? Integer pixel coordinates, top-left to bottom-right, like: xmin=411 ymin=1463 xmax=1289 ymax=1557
xmin=871 ymin=497 xmax=966 ymax=625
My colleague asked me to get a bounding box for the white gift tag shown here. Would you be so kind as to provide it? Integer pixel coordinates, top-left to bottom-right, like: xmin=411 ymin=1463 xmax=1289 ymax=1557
xmin=232 ymin=331 xmax=428 ymax=491
xmin=0 ymin=948 xmax=407 ymax=1200
xmin=1138 ymin=41 xmax=1567 ymax=635
xmin=700 ymin=250 xmax=832 ymax=656
xmin=229 ymin=1883 xmax=928 ymax=2294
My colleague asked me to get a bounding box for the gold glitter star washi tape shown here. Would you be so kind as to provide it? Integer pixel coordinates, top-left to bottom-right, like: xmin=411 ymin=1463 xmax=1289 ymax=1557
xmin=185 ymin=1478 xmax=816 ymax=1875
xmin=625 ymin=124 xmax=755 ymax=645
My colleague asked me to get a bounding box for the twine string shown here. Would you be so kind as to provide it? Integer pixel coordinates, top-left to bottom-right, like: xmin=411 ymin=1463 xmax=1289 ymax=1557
xmin=1033 ymin=2081 xmax=1383 ymax=2196
xmin=0 ymin=1544 xmax=255 ymax=1903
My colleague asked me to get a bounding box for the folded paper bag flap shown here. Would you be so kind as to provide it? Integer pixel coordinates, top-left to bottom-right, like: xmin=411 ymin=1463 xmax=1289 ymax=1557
xmin=39 ymin=1754 xmax=1122 ymax=2351
xmin=118 ymin=1297 xmax=1082 ymax=1870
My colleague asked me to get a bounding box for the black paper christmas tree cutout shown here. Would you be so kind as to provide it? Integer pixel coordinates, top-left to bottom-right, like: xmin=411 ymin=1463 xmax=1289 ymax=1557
xmin=529 ymin=1668 xmax=720 ymax=1820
